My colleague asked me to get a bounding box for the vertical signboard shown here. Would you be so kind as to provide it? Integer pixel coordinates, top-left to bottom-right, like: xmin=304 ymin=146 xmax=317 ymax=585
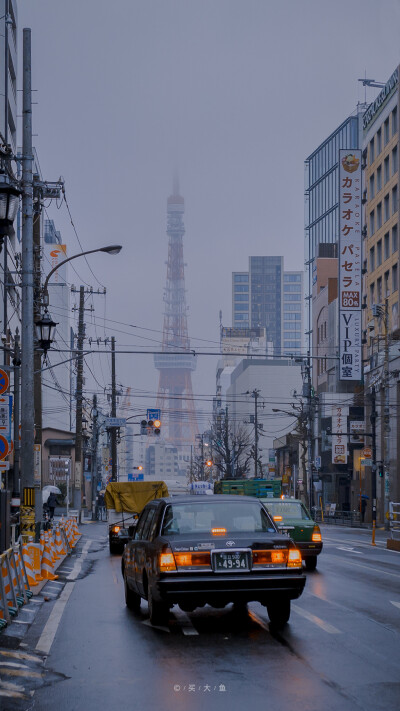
xmin=34 ymin=444 xmax=42 ymax=486
xmin=339 ymin=150 xmax=362 ymax=380
xmin=332 ymin=404 xmax=349 ymax=464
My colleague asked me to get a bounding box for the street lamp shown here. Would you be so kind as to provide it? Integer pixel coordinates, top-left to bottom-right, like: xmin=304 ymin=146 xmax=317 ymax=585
xmin=42 ymin=244 xmax=122 ymax=307
xmin=0 ymin=172 xmax=21 ymax=248
xmin=35 ymin=310 xmax=58 ymax=358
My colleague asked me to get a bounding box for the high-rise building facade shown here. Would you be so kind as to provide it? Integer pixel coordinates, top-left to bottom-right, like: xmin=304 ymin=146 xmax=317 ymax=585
xmin=232 ymin=258 xmax=303 ymax=355
xmin=304 ymin=109 xmax=364 ymax=348
xmin=0 ymin=0 xmax=18 ymax=153
xmin=283 ymin=271 xmax=304 ymax=355
xmin=232 ymin=272 xmax=249 ymax=327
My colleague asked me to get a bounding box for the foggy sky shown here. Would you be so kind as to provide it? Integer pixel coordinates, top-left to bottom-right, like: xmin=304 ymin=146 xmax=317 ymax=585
xmin=16 ymin=0 xmax=400 ymax=428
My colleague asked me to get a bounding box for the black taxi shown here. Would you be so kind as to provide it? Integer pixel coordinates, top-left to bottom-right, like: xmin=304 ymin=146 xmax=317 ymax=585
xmin=121 ymin=495 xmax=306 ymax=628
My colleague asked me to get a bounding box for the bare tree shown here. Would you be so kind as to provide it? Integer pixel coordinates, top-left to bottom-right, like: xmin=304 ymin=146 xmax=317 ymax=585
xmin=209 ymin=410 xmax=253 ymax=479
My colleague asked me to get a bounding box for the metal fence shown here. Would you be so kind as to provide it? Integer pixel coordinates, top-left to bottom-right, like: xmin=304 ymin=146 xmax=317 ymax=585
xmin=389 ymin=502 xmax=400 ymax=540
xmin=312 ymin=508 xmax=362 ymax=527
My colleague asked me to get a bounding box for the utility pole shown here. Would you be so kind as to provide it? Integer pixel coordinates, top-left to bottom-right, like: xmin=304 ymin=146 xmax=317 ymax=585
xmin=248 ymin=389 xmax=260 ymax=477
xmin=383 ymin=298 xmax=390 ymax=526
xmin=20 ymin=28 xmax=35 ymax=540
xmin=74 ymin=285 xmax=85 ymax=511
xmin=33 ymin=190 xmax=42 ymax=509
xmin=370 ymin=388 xmax=377 ymax=545
xmin=12 ymin=329 xmax=20 ymax=494
xmin=110 ymin=336 xmax=117 ymax=482
xmin=91 ymin=393 xmax=98 ymax=519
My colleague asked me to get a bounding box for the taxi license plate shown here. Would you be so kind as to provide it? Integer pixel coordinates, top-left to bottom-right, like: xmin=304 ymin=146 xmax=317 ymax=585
xmin=212 ymin=551 xmax=250 ymax=572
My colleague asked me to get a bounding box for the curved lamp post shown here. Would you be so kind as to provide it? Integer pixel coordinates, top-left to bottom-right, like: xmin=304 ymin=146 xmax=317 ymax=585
xmin=42 ymin=244 xmax=122 ymax=306
xmin=36 ymin=244 xmax=122 ymax=354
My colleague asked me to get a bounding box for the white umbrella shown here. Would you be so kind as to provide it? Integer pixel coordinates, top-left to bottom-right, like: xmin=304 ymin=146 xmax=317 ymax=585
xmin=42 ymin=485 xmax=62 ymax=503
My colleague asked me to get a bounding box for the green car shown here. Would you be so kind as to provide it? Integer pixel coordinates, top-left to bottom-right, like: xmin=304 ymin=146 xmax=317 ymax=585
xmin=261 ymin=498 xmax=323 ymax=571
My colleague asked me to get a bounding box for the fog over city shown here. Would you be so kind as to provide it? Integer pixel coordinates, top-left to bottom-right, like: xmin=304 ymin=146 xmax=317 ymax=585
xmin=17 ymin=0 xmax=400 ymax=425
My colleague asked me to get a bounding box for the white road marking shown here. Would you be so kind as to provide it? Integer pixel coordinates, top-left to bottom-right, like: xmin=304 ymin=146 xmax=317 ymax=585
xmin=36 ymin=582 xmax=75 ymax=654
xmin=337 ymin=546 xmax=363 ymax=553
xmin=0 ymin=650 xmax=42 ymax=663
xmin=390 ymin=601 xmax=400 ymax=610
xmin=292 ymin=604 xmax=342 ymax=633
xmin=171 ymin=607 xmax=199 ymax=635
xmin=66 ymin=540 xmax=92 ymax=581
xmin=335 ymin=558 xmax=400 ymax=579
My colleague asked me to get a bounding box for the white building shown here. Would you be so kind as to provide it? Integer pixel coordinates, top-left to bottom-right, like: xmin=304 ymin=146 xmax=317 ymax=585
xmin=226 ymin=358 xmax=303 ymax=475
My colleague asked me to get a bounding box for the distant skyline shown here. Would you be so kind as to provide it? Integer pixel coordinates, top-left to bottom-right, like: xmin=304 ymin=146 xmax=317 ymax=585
xmin=15 ymin=0 xmax=400 ymax=431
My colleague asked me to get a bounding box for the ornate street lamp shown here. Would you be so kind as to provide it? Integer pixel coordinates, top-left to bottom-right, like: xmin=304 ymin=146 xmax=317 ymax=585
xmin=0 ymin=173 xmax=21 ymax=248
xmin=35 ymin=310 xmax=58 ymax=358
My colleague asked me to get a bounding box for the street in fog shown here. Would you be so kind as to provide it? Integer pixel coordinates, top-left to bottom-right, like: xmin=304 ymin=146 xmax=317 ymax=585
xmin=1 ymin=522 xmax=399 ymax=711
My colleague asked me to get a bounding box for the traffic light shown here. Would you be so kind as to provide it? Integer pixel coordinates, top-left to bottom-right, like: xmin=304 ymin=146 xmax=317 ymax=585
xmin=140 ymin=419 xmax=161 ymax=435
xmin=205 ymin=459 xmax=213 ymax=468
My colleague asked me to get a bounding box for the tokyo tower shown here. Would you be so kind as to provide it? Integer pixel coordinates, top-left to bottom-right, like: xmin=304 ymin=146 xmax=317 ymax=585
xmin=154 ymin=181 xmax=199 ymax=447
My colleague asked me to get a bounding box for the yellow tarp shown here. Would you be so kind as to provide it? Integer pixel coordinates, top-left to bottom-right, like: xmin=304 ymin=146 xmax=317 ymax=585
xmin=104 ymin=481 xmax=169 ymax=514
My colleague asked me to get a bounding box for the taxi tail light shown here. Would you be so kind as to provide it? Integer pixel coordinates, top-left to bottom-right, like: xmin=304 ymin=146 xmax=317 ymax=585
xmin=273 ymin=515 xmax=283 ymax=522
xmin=287 ymin=548 xmax=302 ymax=568
xmin=312 ymin=526 xmax=322 ymax=542
xmin=174 ymin=552 xmax=211 ymax=568
xmin=252 ymin=549 xmax=287 ymax=565
xmin=159 ymin=549 xmax=177 ymax=572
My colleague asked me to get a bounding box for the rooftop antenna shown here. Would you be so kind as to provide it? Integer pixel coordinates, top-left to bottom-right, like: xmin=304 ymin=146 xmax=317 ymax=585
xmin=219 ymin=309 xmax=223 ymax=349
xmin=358 ymin=72 xmax=386 ymax=103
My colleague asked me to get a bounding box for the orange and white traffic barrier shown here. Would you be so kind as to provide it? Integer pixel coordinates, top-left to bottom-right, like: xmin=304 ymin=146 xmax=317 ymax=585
xmin=40 ymin=534 xmax=58 ymax=581
xmin=66 ymin=519 xmax=75 ymax=548
xmin=21 ymin=545 xmax=38 ymax=588
xmin=55 ymin=525 xmax=66 ymax=557
xmin=49 ymin=529 xmax=60 ymax=562
xmin=13 ymin=549 xmax=29 ymax=603
xmin=1 ymin=554 xmax=18 ymax=614
xmin=27 ymin=543 xmax=44 ymax=582
xmin=71 ymin=517 xmax=80 ymax=543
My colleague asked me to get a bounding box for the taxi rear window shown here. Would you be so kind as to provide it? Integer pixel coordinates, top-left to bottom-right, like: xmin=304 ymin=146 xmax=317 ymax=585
xmin=161 ymin=501 xmax=276 ymax=535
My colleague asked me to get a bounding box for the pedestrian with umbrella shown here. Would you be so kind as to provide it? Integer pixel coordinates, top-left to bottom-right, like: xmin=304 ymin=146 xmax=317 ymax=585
xmin=43 ymin=486 xmax=62 ymax=521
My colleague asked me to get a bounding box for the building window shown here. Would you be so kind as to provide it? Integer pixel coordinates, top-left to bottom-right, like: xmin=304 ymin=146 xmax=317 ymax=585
xmin=370 ymin=282 xmax=375 ymax=306
xmin=384 ymin=194 xmax=390 ymax=222
xmin=377 ymin=239 xmax=382 ymax=266
xmin=369 ymin=210 xmax=375 ymax=236
xmin=369 ymin=137 xmax=375 ymax=164
xmin=377 ymin=276 xmax=382 ymax=303
xmin=393 ymin=106 xmax=398 ymax=136
xmin=384 ymin=156 xmax=390 ymax=183
xmin=384 ymin=232 xmax=390 ymax=260
xmin=384 ymin=117 xmax=390 ymax=145
xmin=376 ymin=202 xmax=382 ymax=229
xmin=369 ymin=174 xmax=375 ymax=199
xmin=384 ymin=270 xmax=390 ymax=297
xmin=376 ymin=128 xmax=382 ymax=154
xmin=393 ymin=146 xmax=398 ymax=175
xmin=369 ymin=246 xmax=375 ymax=271
xmin=377 ymin=165 xmax=382 ymax=191
xmin=393 ymin=224 xmax=398 ymax=253
xmin=392 ymin=185 xmax=398 ymax=215
xmin=393 ymin=263 xmax=398 ymax=292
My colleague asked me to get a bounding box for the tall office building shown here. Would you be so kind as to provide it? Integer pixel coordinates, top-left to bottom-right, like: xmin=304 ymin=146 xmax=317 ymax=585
xmin=304 ymin=108 xmax=365 ymax=349
xmin=232 ymin=258 xmax=304 ymax=355
xmin=0 ymin=0 xmax=17 ymax=153
xmin=283 ymin=271 xmax=304 ymax=354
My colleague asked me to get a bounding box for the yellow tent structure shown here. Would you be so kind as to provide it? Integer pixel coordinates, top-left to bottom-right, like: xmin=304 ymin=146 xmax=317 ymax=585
xmin=104 ymin=481 xmax=169 ymax=514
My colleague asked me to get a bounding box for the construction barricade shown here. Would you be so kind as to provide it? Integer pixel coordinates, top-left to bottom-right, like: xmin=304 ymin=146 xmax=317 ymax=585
xmin=0 ymin=514 xmax=80 ymax=633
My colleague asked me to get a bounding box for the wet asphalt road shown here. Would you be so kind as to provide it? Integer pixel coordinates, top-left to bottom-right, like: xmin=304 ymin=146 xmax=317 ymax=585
xmin=1 ymin=521 xmax=400 ymax=711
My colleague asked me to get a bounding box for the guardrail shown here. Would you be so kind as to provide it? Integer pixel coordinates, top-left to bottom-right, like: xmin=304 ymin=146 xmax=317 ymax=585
xmin=312 ymin=508 xmax=362 ymax=526
xmin=389 ymin=502 xmax=400 ymax=539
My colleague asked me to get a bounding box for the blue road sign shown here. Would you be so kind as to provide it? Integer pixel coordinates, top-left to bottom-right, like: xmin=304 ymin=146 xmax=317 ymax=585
xmin=147 ymin=409 xmax=160 ymax=421
xmin=128 ymin=473 xmax=144 ymax=481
